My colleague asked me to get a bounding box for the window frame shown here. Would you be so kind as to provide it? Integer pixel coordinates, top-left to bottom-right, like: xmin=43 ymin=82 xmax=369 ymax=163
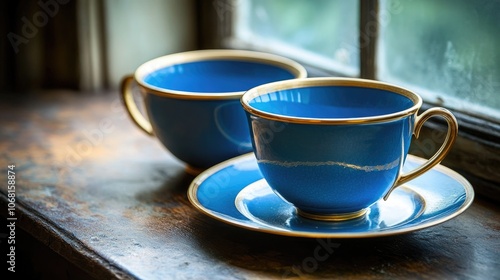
xmin=199 ymin=0 xmax=500 ymax=201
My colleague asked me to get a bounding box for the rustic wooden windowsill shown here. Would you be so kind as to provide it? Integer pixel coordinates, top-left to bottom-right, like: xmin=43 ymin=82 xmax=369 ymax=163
xmin=0 ymin=91 xmax=498 ymax=279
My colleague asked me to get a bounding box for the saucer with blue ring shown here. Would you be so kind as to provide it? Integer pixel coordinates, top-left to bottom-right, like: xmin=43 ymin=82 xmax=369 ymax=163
xmin=187 ymin=153 xmax=474 ymax=238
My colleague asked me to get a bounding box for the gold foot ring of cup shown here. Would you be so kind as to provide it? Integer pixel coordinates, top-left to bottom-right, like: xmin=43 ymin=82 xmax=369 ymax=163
xmin=296 ymin=208 xmax=368 ymax=221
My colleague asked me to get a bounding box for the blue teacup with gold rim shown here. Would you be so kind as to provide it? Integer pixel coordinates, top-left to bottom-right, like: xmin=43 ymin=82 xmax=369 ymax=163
xmin=241 ymin=77 xmax=458 ymax=221
xmin=121 ymin=49 xmax=307 ymax=173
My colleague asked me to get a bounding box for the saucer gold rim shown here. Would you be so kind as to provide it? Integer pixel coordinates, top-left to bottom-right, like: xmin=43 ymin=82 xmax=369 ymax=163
xmin=187 ymin=153 xmax=475 ymax=238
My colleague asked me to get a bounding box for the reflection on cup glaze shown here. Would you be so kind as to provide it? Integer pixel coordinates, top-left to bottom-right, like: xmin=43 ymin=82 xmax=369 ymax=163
xmin=214 ymin=102 xmax=252 ymax=149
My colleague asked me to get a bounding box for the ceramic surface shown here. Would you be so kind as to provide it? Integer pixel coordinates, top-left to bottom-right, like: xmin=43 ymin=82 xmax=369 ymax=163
xmin=241 ymin=78 xmax=457 ymax=218
xmin=121 ymin=50 xmax=307 ymax=170
xmin=188 ymin=153 xmax=474 ymax=238
xmin=143 ymin=60 xmax=295 ymax=93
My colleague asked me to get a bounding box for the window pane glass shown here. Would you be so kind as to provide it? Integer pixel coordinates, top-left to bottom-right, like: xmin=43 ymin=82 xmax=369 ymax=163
xmin=232 ymin=0 xmax=359 ymax=76
xmin=378 ymin=0 xmax=500 ymax=121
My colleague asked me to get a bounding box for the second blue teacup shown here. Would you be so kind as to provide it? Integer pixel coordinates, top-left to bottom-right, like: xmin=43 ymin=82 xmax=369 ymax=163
xmin=241 ymin=78 xmax=458 ymax=221
xmin=121 ymin=49 xmax=306 ymax=173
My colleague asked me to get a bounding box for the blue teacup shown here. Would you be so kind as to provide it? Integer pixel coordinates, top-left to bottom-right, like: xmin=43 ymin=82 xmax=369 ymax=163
xmin=241 ymin=78 xmax=458 ymax=221
xmin=121 ymin=50 xmax=307 ymax=173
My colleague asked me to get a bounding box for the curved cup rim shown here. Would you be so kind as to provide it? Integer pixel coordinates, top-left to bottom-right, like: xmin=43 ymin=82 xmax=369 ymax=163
xmin=241 ymin=77 xmax=423 ymax=125
xmin=134 ymin=49 xmax=307 ymax=100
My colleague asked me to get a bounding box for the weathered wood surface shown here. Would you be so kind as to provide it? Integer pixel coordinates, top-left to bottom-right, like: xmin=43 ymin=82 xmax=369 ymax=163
xmin=0 ymin=91 xmax=499 ymax=279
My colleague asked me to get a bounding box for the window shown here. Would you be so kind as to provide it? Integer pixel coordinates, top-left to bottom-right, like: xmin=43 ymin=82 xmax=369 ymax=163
xmin=227 ymin=0 xmax=500 ymax=121
xmin=209 ymin=0 xmax=500 ymax=200
xmin=231 ymin=0 xmax=359 ymax=76
xmin=378 ymin=0 xmax=500 ymax=122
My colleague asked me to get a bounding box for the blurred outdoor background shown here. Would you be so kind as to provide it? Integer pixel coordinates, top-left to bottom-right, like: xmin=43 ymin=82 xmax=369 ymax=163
xmin=2 ymin=0 xmax=499 ymax=120
xmin=234 ymin=0 xmax=500 ymax=119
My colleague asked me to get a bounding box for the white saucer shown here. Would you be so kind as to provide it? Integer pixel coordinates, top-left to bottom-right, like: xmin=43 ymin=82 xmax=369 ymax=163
xmin=188 ymin=153 xmax=474 ymax=238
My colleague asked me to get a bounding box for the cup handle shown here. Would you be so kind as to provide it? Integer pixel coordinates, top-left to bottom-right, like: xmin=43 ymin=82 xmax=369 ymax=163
xmin=120 ymin=75 xmax=154 ymax=136
xmin=383 ymin=107 xmax=458 ymax=200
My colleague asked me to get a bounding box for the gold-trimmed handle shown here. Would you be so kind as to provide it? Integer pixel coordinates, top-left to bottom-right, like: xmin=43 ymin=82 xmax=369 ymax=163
xmin=384 ymin=107 xmax=458 ymax=200
xmin=120 ymin=75 xmax=154 ymax=136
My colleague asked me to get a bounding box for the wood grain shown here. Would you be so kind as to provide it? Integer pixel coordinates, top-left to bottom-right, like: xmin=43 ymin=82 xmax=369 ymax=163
xmin=0 ymin=91 xmax=498 ymax=279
